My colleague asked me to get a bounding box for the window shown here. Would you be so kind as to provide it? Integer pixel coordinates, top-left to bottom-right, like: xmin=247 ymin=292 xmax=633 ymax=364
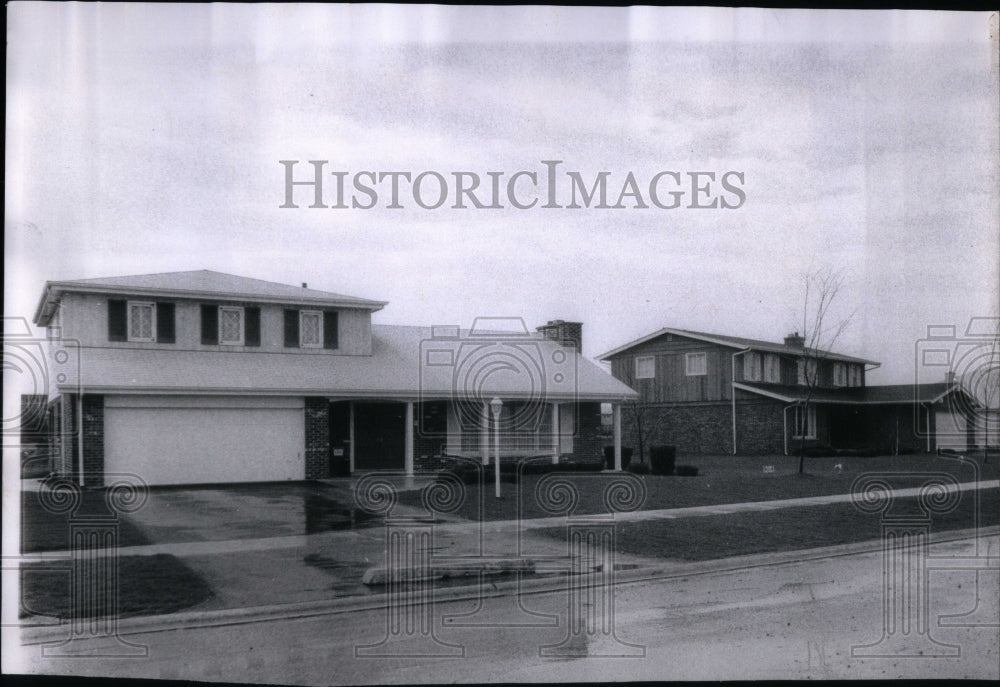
xmin=635 ymin=355 xmax=655 ymax=379
xmin=797 ymin=358 xmax=817 ymax=386
xmin=128 ymin=302 xmax=156 ymax=342
xmin=300 ymin=310 xmax=323 ymax=347
xmin=793 ymin=405 xmax=817 ymax=439
xmin=218 ymin=306 xmax=244 ymax=345
xmin=686 ymin=352 xmax=707 ymax=376
xmin=848 ymin=365 xmax=862 ymax=387
xmin=743 ymin=352 xmax=761 ymax=381
xmin=833 ymin=362 xmax=846 ymax=387
xmin=764 ymin=354 xmax=781 ymax=383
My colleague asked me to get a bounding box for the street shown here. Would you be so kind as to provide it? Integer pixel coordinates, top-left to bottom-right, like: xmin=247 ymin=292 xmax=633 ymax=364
xmin=10 ymin=534 xmax=998 ymax=682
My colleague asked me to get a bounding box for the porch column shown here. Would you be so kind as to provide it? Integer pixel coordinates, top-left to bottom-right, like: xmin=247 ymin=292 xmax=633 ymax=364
xmin=551 ymin=402 xmax=561 ymax=464
xmin=404 ymin=401 xmax=414 ymax=475
xmin=481 ymin=402 xmax=490 ymax=466
xmin=613 ymin=403 xmax=622 ymax=471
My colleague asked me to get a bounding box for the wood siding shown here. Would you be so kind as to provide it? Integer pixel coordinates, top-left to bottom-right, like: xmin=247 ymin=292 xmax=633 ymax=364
xmin=610 ymin=336 xmax=733 ymax=403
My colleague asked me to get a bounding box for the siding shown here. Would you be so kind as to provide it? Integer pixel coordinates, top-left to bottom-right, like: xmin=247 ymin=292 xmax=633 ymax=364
xmin=59 ymin=291 xmax=372 ymax=355
xmin=609 ymin=335 xmax=733 ymax=403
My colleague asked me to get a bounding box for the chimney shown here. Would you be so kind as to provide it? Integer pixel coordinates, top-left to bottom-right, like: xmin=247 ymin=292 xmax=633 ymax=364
xmin=302 ymin=282 xmax=308 ymax=289
xmin=945 ymin=370 xmax=955 ymax=385
xmin=536 ymin=319 xmax=583 ymax=352
xmin=784 ymin=331 xmax=805 ymax=348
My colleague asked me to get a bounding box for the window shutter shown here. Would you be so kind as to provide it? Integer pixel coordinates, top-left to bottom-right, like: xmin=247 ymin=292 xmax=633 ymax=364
xmin=283 ymin=309 xmax=299 ymax=347
xmin=108 ymin=300 xmax=127 ymax=341
xmin=323 ymin=310 xmax=339 ymax=350
xmin=201 ymin=305 xmax=218 ymax=345
xmin=156 ymin=302 xmax=176 ymax=343
xmin=245 ymin=307 xmax=261 ymax=347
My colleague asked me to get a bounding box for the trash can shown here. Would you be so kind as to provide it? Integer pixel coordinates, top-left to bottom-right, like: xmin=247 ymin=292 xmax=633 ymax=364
xmin=649 ymin=445 xmax=676 ymax=475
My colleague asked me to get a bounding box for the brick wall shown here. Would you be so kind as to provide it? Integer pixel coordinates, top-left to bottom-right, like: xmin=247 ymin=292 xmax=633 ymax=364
xmin=572 ymin=402 xmax=604 ymax=464
xmin=81 ymin=394 xmax=104 ymax=487
xmin=304 ymin=398 xmax=329 ymax=479
xmin=621 ymin=402 xmax=733 ymax=458
xmin=734 ymin=399 xmax=785 ymax=455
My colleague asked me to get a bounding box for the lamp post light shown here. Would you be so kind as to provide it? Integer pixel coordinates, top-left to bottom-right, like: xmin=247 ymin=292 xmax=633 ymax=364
xmin=490 ymin=397 xmax=503 ymax=498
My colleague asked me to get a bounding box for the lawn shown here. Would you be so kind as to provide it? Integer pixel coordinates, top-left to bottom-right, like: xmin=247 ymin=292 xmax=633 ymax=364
xmin=19 ymin=553 xmax=214 ymax=620
xmin=397 ymin=452 xmax=997 ymax=523
xmin=20 ymin=489 xmax=151 ymax=553
xmin=551 ymin=488 xmax=1000 ymax=562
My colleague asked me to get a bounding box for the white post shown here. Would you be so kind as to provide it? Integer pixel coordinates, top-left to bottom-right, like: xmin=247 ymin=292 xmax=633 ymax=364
xmin=551 ymin=402 xmax=560 ymax=464
xmin=490 ymin=397 xmax=503 ymax=499
xmin=404 ymin=401 xmax=414 ymax=475
xmin=77 ymin=393 xmax=85 ymax=486
xmin=613 ymin=403 xmax=622 ymax=471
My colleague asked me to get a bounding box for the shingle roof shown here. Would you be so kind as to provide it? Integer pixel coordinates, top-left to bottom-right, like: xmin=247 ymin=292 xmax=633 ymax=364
xmin=53 ymin=324 xmax=638 ymax=401
xmin=34 ymin=270 xmax=387 ymax=325
xmin=735 ymin=381 xmax=975 ymax=406
xmin=598 ymin=327 xmax=878 ymax=365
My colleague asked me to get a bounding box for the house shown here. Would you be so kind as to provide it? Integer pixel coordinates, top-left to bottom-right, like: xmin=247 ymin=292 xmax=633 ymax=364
xmin=598 ymin=327 xmax=980 ymax=456
xmin=33 ymin=271 xmax=637 ymax=486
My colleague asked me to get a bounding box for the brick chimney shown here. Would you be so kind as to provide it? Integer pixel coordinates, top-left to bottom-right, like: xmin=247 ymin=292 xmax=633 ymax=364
xmin=537 ymin=320 xmax=582 ymax=352
xmin=784 ymin=331 xmax=805 ymax=348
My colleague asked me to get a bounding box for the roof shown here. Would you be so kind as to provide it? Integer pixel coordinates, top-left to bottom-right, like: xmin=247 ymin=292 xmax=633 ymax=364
xmin=597 ymin=327 xmax=878 ymax=366
xmin=51 ymin=324 xmax=638 ymax=401
xmin=34 ymin=270 xmax=387 ymax=325
xmin=735 ymin=381 xmax=977 ymax=406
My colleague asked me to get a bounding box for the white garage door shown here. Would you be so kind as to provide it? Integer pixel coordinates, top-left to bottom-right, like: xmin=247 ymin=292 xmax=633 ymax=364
xmin=105 ymin=396 xmax=304 ymax=485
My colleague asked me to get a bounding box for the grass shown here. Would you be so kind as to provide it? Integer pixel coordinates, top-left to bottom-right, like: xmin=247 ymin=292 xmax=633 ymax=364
xmin=554 ymin=488 xmax=1000 ymax=562
xmin=396 ymin=452 xmax=997 ymax=522
xmin=19 ymin=553 xmax=214 ymax=620
xmin=20 ymin=489 xmax=151 ymax=553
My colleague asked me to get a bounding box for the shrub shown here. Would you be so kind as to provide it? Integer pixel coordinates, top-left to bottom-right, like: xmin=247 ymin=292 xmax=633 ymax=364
xmin=675 ymin=465 xmax=699 ymax=477
xmin=626 ymin=462 xmax=650 ymax=475
xmin=649 ymin=445 xmax=676 ymax=475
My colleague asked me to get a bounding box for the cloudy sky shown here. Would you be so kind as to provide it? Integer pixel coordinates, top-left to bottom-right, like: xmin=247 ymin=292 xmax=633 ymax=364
xmin=6 ymin=5 xmax=998 ymax=385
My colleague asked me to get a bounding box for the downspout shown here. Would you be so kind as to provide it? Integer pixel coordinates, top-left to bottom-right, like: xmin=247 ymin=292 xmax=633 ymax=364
xmin=783 ymin=404 xmax=793 ymax=456
xmin=731 ymin=348 xmax=751 ymax=455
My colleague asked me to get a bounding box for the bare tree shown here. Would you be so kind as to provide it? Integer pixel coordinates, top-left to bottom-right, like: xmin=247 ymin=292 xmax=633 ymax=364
xmin=795 ymin=266 xmax=856 ymax=474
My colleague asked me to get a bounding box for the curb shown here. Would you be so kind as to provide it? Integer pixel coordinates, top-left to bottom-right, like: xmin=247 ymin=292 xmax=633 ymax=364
xmin=19 ymin=525 xmax=998 ymax=645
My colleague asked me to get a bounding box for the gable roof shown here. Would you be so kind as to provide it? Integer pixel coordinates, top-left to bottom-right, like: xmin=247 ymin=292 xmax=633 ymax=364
xmin=34 ymin=270 xmax=387 ymax=325
xmin=598 ymin=327 xmax=878 ymax=366
xmin=734 ymin=381 xmax=977 ymax=406
xmin=52 ymin=324 xmax=638 ymax=401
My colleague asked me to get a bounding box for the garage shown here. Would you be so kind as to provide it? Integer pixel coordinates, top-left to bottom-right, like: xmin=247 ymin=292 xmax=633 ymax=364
xmin=104 ymin=395 xmax=304 ymax=486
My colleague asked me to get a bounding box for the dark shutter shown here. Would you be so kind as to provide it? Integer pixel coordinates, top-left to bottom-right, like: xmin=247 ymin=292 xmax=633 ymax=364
xmin=108 ymin=300 xmax=127 ymax=341
xmin=283 ymin=309 xmax=299 ymax=347
xmin=245 ymin=307 xmax=261 ymax=347
xmin=156 ymin=302 xmax=175 ymax=343
xmin=323 ymin=310 xmax=339 ymax=350
xmin=201 ymin=305 xmax=218 ymax=345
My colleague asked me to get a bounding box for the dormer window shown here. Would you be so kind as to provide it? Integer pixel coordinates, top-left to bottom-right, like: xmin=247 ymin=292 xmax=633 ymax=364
xmin=300 ymin=310 xmax=323 ymax=347
xmin=219 ymin=306 xmax=245 ymax=345
xmin=284 ymin=308 xmax=339 ymax=350
xmin=128 ymin=302 xmax=156 ymax=342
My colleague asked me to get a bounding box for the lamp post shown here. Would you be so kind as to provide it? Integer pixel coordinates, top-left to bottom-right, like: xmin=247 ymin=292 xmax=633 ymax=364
xmin=490 ymin=397 xmax=503 ymax=498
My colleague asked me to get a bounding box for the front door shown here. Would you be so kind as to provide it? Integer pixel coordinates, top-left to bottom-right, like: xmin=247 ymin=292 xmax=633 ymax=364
xmin=352 ymin=402 xmax=405 ymax=470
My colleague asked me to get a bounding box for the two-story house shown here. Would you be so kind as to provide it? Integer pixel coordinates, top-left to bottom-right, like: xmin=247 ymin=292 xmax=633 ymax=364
xmin=33 ymin=270 xmax=637 ymax=486
xmin=599 ymin=327 xmax=978 ymax=456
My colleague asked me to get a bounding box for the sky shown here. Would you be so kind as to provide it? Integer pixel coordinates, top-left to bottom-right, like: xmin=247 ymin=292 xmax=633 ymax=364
xmin=6 ymin=5 xmax=999 ymax=387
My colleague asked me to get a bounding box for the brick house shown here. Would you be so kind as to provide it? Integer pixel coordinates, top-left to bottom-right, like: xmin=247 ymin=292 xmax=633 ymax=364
xmin=33 ymin=270 xmax=637 ymax=486
xmin=598 ymin=327 xmax=979 ymax=456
